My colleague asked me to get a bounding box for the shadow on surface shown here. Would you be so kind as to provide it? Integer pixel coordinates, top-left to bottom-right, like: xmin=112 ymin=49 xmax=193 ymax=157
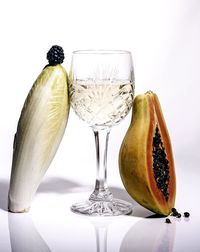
xmin=38 ymin=179 xmax=157 ymax=218
xmin=39 ymin=180 xmax=134 ymax=201
xmin=0 ymin=177 xmax=85 ymax=212
xmin=110 ymin=186 xmax=159 ymax=218
xmin=37 ymin=177 xmax=84 ymax=194
xmin=110 ymin=186 xmax=134 ymax=204
xmin=0 ymin=179 xmax=9 ymax=211
xmin=1 ymin=177 xmax=162 ymax=218
xmin=146 ymin=213 xmax=166 ymax=218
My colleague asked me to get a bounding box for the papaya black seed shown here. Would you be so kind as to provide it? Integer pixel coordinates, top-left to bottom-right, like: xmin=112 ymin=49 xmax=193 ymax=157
xmin=162 ymin=187 xmax=167 ymax=193
xmin=177 ymin=213 xmax=181 ymax=218
xmin=152 ymin=125 xmax=170 ymax=200
xmin=184 ymin=212 xmax=190 ymax=217
xmin=165 ymin=218 xmax=171 ymax=223
xmin=164 ymin=160 xmax=169 ymax=165
xmin=172 ymin=211 xmax=178 ymax=217
xmin=153 ymin=138 xmax=159 ymax=145
xmin=171 ymin=208 xmax=177 ymax=213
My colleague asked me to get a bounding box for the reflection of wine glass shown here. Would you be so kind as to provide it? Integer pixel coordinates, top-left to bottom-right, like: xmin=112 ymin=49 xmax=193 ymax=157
xmin=90 ymin=219 xmax=112 ymax=252
xmin=70 ymin=50 xmax=135 ymax=216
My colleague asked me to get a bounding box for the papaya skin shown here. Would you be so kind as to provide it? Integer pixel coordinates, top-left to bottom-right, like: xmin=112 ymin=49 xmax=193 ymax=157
xmin=119 ymin=91 xmax=176 ymax=216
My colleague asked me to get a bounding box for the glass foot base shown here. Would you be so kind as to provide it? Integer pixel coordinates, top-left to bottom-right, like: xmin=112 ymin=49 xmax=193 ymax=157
xmin=71 ymin=199 xmax=132 ymax=216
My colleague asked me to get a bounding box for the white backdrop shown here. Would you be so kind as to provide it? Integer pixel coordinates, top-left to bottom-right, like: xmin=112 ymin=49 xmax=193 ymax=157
xmin=1 ymin=0 xmax=199 ymax=183
xmin=0 ymin=1 xmax=200 ymax=251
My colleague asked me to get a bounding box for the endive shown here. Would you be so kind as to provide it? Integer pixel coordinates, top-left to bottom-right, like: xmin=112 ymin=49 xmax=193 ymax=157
xmin=8 ymin=46 xmax=69 ymax=212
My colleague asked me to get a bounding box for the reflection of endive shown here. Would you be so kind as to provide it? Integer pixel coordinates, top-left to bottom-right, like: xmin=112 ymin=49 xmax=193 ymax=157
xmin=120 ymin=218 xmax=176 ymax=252
xmin=8 ymin=46 xmax=69 ymax=213
xmin=8 ymin=213 xmax=51 ymax=252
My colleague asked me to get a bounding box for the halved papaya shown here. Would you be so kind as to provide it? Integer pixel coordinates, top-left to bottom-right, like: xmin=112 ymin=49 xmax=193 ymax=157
xmin=119 ymin=91 xmax=176 ymax=216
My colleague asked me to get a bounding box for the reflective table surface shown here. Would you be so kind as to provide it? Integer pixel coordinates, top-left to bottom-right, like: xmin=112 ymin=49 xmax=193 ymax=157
xmin=0 ymin=169 xmax=200 ymax=252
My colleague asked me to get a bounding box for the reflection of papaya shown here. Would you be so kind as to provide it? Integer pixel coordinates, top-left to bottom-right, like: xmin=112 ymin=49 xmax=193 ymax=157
xmin=119 ymin=91 xmax=176 ymax=216
xmin=8 ymin=213 xmax=51 ymax=252
xmin=120 ymin=218 xmax=176 ymax=252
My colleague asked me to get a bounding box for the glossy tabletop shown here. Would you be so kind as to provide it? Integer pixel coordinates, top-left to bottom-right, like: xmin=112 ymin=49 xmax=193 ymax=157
xmin=0 ymin=167 xmax=199 ymax=252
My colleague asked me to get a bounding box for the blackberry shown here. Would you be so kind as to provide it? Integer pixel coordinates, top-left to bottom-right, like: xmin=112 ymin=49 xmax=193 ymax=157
xmin=47 ymin=45 xmax=64 ymax=65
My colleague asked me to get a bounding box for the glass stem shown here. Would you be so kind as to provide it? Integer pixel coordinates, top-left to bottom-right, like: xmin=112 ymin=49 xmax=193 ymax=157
xmin=89 ymin=128 xmax=113 ymax=201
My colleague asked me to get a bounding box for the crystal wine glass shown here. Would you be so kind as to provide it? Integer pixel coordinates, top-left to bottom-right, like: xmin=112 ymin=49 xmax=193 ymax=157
xmin=69 ymin=50 xmax=135 ymax=216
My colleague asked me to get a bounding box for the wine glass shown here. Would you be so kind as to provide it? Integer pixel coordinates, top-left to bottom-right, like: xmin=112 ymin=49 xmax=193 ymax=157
xmin=69 ymin=50 xmax=135 ymax=216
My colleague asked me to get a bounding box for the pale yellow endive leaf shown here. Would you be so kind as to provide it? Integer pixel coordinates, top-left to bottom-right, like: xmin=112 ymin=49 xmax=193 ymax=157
xmin=9 ymin=65 xmax=69 ymax=212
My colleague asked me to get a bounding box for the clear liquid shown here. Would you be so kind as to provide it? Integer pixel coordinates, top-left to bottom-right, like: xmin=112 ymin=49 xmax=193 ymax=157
xmin=70 ymin=81 xmax=134 ymax=129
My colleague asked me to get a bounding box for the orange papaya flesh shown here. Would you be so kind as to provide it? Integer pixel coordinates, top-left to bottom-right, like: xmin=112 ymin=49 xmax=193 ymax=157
xmin=119 ymin=91 xmax=176 ymax=216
